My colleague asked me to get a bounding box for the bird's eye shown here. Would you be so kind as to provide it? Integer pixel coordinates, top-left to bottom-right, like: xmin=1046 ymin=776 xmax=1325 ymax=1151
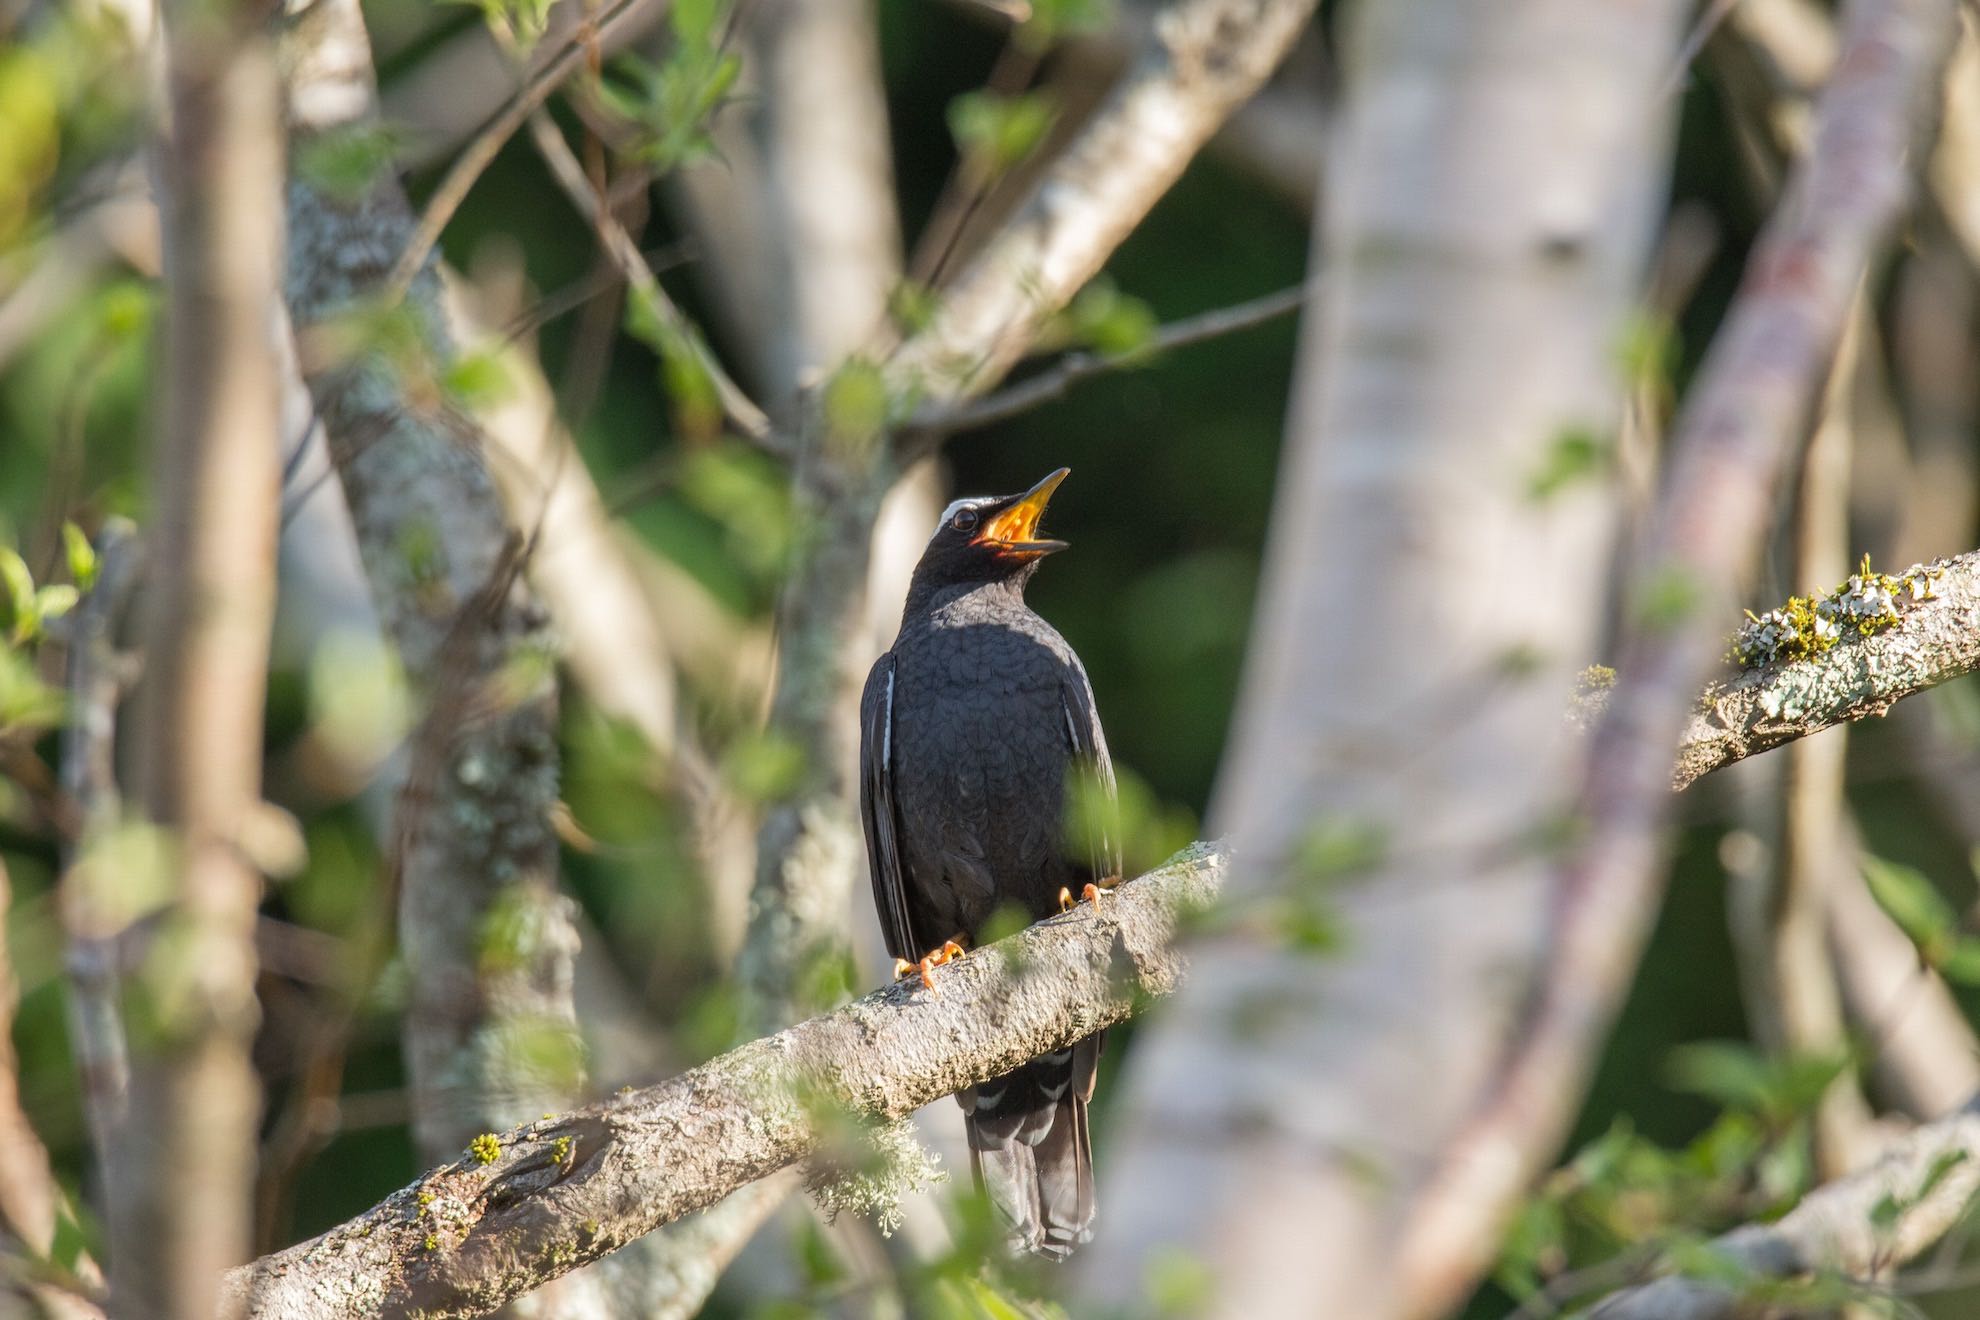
xmin=951 ymin=508 xmax=979 ymax=533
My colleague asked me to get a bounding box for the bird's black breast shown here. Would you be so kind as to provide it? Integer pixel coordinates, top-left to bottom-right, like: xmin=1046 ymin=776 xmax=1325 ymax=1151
xmin=887 ymin=600 xmax=1087 ymax=946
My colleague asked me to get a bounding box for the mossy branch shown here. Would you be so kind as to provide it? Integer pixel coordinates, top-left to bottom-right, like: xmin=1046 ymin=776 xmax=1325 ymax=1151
xmin=1673 ymin=547 xmax=1980 ymax=790
xmin=220 ymin=843 xmax=1227 ymax=1320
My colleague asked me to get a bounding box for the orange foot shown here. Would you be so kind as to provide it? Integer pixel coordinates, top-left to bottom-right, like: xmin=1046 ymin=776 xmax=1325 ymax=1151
xmin=1060 ymin=877 xmax=1123 ymax=915
xmin=894 ymin=939 xmax=966 ymax=992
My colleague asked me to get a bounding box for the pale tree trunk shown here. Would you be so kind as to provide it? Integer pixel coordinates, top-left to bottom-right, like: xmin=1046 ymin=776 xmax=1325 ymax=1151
xmin=1081 ymin=2 xmax=1687 ymax=1314
xmin=115 ymin=0 xmax=283 ymax=1309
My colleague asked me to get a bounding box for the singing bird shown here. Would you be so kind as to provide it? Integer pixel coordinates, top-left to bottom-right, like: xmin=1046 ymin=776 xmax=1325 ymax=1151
xmin=858 ymin=467 xmax=1119 ymax=1260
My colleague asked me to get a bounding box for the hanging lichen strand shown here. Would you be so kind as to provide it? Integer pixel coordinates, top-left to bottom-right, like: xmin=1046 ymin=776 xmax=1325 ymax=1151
xmin=1731 ymin=554 xmax=1945 ymax=669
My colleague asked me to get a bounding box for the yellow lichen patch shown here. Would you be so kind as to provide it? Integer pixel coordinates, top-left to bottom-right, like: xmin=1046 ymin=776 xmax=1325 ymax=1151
xmin=469 ymin=1132 xmax=501 ymax=1165
xmin=1733 ymin=555 xmax=1941 ymax=670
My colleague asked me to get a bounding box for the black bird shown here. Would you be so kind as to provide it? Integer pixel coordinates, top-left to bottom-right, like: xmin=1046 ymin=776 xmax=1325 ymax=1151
xmin=858 ymin=467 xmax=1120 ymax=1260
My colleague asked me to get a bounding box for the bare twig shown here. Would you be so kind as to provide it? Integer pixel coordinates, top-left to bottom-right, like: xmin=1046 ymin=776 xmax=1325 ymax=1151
xmin=219 ymin=843 xmax=1228 ymax=1320
xmin=1589 ymin=1098 xmax=1980 ymax=1319
xmin=114 ymin=0 xmax=284 ymax=1306
xmin=382 ymin=0 xmax=651 ymax=296
xmin=905 ymin=281 xmax=1310 ymax=436
xmin=521 ymin=110 xmax=776 ymax=447
xmin=1397 ymin=0 xmax=1962 ymax=1310
xmin=55 ymin=521 xmax=139 ymax=1199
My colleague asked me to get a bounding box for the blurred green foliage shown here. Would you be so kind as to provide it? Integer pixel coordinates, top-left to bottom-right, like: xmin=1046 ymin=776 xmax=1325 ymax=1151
xmin=3 ymin=0 xmax=1980 ymax=1313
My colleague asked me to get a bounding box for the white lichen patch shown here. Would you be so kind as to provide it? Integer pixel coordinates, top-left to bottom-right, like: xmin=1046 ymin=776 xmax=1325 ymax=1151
xmin=804 ymin=1116 xmax=946 ymax=1236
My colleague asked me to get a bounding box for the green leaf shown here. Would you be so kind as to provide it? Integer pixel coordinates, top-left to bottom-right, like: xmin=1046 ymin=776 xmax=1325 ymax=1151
xmin=62 ymin=522 xmax=96 ymax=592
xmin=33 ymin=583 xmax=77 ymax=623
xmin=1064 ymin=278 xmax=1157 ymax=357
xmin=948 ymin=90 xmax=1058 ymax=179
xmin=0 ymin=546 xmax=33 ymax=617
xmin=442 ymin=349 xmax=512 ymax=407
xmin=1665 ymin=1041 xmax=1777 ymax=1115
xmin=295 ymin=123 xmax=403 ymax=203
xmin=1862 ymin=854 xmax=1958 ymax=956
xmin=0 ymin=648 xmax=63 ymax=734
xmin=821 ymin=357 xmax=889 ymax=456
xmin=1527 ymin=425 xmax=1611 ymax=502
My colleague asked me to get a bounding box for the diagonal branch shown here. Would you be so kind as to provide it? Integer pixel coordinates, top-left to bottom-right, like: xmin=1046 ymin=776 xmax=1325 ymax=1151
xmin=520 ymin=110 xmax=776 ymax=448
xmin=219 ymin=842 xmax=1228 ymax=1320
xmin=905 ymin=281 xmax=1309 ymax=436
xmin=885 ymin=0 xmax=1320 ymax=406
xmin=1588 ymin=1097 xmax=1980 ymax=1319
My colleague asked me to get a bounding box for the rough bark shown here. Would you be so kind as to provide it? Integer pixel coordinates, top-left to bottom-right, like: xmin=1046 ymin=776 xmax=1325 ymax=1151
xmin=116 ymin=0 xmax=283 ymax=1309
xmin=218 ymin=843 xmax=1226 ymax=1320
xmin=279 ymin=0 xmax=586 ymax=1179
xmin=1588 ymin=1098 xmax=1980 ymax=1319
xmin=1080 ymin=2 xmax=1686 ymax=1316
xmin=1396 ymin=0 xmax=1960 ymax=1315
xmin=1675 ymin=548 xmax=1980 ymax=789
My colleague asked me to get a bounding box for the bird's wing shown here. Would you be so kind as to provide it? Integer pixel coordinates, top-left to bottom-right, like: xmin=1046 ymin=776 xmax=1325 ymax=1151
xmin=860 ymin=652 xmax=917 ymax=962
xmin=1060 ymin=665 xmax=1121 ymax=880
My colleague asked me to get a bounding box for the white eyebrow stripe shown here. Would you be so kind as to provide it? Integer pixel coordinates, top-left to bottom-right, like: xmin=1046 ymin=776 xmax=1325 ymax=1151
xmin=929 ymin=496 xmax=995 ymax=545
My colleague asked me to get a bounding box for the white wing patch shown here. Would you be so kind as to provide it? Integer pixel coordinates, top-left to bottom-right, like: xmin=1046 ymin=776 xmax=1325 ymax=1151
xmin=881 ymin=665 xmax=895 ymax=765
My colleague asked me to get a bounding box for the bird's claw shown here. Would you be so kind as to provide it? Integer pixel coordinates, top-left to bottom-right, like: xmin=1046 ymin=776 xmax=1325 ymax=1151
xmin=1061 ymin=878 xmax=1120 ymax=915
xmin=897 ymin=939 xmax=966 ymax=993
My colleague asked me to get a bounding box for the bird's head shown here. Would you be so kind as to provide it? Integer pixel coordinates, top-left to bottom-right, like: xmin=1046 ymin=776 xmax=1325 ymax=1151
xmin=911 ymin=467 xmax=1071 ymax=593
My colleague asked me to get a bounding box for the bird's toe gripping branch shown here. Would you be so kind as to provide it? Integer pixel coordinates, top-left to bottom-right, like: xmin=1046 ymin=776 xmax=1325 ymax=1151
xmin=894 ymin=939 xmax=967 ymax=992
xmin=1058 ymin=877 xmax=1121 ymax=915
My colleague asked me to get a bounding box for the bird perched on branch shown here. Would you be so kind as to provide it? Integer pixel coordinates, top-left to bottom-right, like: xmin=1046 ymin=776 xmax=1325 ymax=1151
xmin=858 ymin=467 xmax=1120 ymax=1260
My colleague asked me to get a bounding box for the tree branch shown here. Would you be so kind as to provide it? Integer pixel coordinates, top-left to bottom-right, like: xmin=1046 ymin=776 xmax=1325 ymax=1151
xmin=219 ymin=842 xmax=1227 ymax=1320
xmin=905 ymin=281 xmax=1309 ymax=436
xmin=1673 ymin=549 xmax=1980 ymax=789
xmin=117 ymin=0 xmax=284 ymax=1305
xmin=885 ymin=0 xmax=1320 ymax=403
xmin=1588 ymin=1097 xmax=1980 ymax=1319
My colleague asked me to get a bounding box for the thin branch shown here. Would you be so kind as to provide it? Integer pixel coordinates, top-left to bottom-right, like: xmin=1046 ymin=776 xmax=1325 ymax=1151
xmin=116 ymin=0 xmax=285 ymax=1303
xmin=383 ymin=0 xmax=650 ymax=296
xmin=1395 ymin=0 xmax=1962 ymax=1310
xmin=55 ymin=521 xmax=139 ymax=1200
xmin=1589 ymin=1098 xmax=1980 ymax=1319
xmin=1674 ymin=547 xmax=1980 ymax=790
xmin=905 ymin=281 xmax=1310 ymax=436
xmin=220 ymin=842 xmax=1228 ymax=1320
xmin=521 ymin=109 xmax=776 ymax=448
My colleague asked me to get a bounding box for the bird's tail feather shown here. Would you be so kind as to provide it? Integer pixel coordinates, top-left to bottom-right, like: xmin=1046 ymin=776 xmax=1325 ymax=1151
xmin=960 ymin=1034 xmax=1100 ymax=1260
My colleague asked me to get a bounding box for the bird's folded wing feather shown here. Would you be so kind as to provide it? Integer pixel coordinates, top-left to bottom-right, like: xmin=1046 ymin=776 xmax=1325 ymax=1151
xmin=860 ymin=653 xmax=917 ymax=961
xmin=1060 ymin=667 xmax=1121 ymax=880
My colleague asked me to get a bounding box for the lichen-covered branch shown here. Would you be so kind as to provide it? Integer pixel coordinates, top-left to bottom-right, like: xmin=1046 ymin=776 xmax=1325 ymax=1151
xmin=1588 ymin=1098 xmax=1980 ymax=1319
xmin=219 ymin=843 xmax=1226 ymax=1320
xmin=1675 ymin=549 xmax=1980 ymax=789
xmin=280 ymin=0 xmax=585 ymax=1169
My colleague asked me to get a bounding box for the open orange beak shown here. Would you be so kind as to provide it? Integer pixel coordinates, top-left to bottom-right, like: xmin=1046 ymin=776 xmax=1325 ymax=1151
xmin=973 ymin=468 xmax=1070 ymax=559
